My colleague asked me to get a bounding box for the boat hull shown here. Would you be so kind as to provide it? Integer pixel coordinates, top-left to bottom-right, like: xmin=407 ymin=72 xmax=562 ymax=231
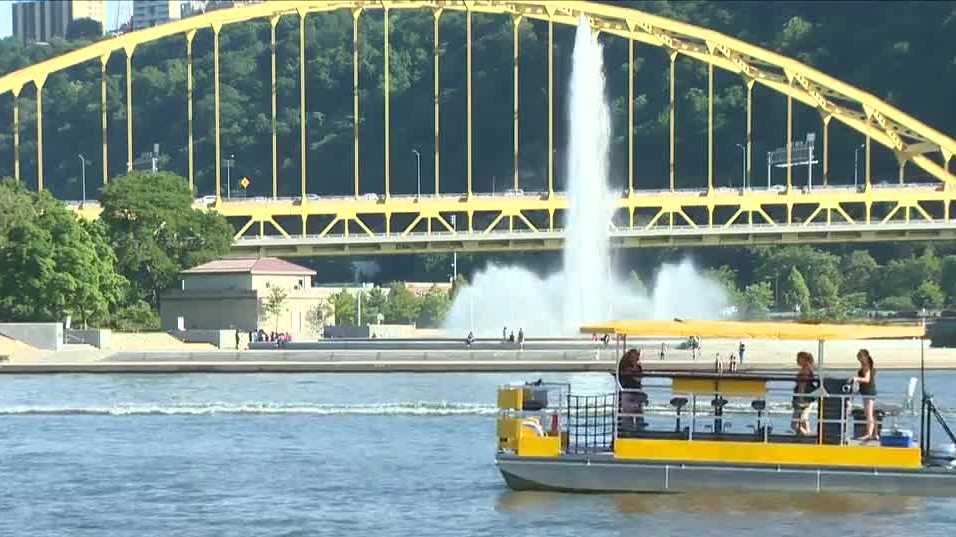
xmin=497 ymin=454 xmax=956 ymax=496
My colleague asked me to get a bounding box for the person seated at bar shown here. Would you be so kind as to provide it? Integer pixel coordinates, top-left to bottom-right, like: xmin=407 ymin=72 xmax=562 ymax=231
xmin=617 ymin=348 xmax=645 ymax=431
xmin=851 ymin=349 xmax=878 ymax=441
xmin=790 ymin=351 xmax=818 ymax=436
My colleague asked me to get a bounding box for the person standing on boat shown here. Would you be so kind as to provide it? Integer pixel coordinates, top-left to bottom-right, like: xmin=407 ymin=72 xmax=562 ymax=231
xmin=791 ymin=351 xmax=817 ymax=436
xmin=852 ymin=349 xmax=878 ymax=441
xmin=617 ymin=349 xmax=645 ymax=432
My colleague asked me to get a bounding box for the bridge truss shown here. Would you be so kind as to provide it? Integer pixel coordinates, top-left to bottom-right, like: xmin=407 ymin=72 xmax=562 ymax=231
xmin=2 ymin=1 xmax=955 ymax=256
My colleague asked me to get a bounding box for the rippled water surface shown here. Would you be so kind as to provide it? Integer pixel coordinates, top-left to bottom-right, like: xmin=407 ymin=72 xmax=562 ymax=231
xmin=2 ymin=371 xmax=955 ymax=536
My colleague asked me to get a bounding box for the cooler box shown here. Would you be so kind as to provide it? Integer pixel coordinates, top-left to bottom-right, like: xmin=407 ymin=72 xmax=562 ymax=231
xmin=880 ymin=429 xmax=914 ymax=448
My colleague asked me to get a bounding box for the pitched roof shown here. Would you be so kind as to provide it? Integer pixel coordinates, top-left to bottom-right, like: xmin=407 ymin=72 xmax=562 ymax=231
xmin=182 ymin=257 xmax=316 ymax=276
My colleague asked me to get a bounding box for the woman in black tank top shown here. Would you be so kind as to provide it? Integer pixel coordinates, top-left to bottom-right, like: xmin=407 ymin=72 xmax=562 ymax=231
xmin=852 ymin=349 xmax=878 ymax=441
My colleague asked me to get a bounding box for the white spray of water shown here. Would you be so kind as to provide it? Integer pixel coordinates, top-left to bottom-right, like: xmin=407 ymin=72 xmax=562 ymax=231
xmin=444 ymin=17 xmax=729 ymax=336
xmin=562 ymin=18 xmax=614 ymax=332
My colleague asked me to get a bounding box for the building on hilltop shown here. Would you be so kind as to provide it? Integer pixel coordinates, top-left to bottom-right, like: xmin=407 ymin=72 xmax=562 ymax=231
xmin=132 ymin=0 xmax=183 ymax=30
xmin=12 ymin=0 xmax=105 ymax=43
xmin=159 ymin=257 xmax=338 ymax=337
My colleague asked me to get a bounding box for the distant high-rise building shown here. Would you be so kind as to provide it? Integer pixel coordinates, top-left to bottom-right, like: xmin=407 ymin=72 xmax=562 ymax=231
xmin=132 ymin=0 xmax=183 ymax=30
xmin=11 ymin=0 xmax=106 ymax=43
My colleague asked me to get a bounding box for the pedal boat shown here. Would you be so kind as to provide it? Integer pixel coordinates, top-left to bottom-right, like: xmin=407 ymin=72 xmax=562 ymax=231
xmin=495 ymin=320 xmax=956 ymax=496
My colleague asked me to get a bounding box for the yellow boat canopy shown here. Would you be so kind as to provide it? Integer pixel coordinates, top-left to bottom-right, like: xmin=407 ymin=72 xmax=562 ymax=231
xmin=579 ymin=319 xmax=925 ymax=341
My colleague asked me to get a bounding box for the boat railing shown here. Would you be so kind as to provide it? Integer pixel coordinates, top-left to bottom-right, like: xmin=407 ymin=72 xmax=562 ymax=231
xmin=566 ymin=393 xmax=616 ymax=454
xmin=615 ymin=380 xmax=920 ymax=447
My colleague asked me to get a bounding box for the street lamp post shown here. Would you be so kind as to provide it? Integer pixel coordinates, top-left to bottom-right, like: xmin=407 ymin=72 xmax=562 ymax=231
xmin=411 ymin=149 xmax=421 ymax=198
xmin=77 ymin=154 xmax=88 ymax=203
xmin=223 ymin=154 xmax=235 ymax=198
xmin=735 ymin=144 xmax=746 ymax=189
xmin=853 ymin=144 xmax=865 ymax=189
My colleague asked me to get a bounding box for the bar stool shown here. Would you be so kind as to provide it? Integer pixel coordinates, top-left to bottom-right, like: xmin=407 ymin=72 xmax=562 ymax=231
xmin=670 ymin=397 xmax=688 ymax=433
xmin=711 ymin=396 xmax=729 ymax=434
xmin=751 ymin=399 xmax=768 ymax=440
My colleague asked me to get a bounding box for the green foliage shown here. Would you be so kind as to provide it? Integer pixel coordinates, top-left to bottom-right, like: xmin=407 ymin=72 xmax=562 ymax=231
xmin=99 ymin=172 xmax=232 ymax=307
xmin=262 ymin=286 xmax=289 ymax=332
xmin=384 ymin=282 xmax=420 ymax=324
xmin=783 ymin=267 xmax=811 ymax=313
xmin=66 ymin=18 xmax=103 ymax=41
xmin=740 ymin=282 xmax=773 ymax=320
xmin=841 ymin=250 xmax=879 ymax=298
xmin=417 ymin=287 xmax=451 ymax=328
xmin=0 ymin=179 xmax=126 ymax=326
xmin=878 ymin=295 xmax=916 ymax=311
xmin=914 ymin=281 xmax=945 ymax=309
xmin=332 ymin=289 xmax=356 ymax=326
xmin=111 ymin=300 xmax=160 ymax=331
xmin=361 ymin=287 xmax=388 ymax=324
xmin=305 ymin=300 xmax=333 ymax=336
xmin=940 ymin=255 xmax=956 ymax=305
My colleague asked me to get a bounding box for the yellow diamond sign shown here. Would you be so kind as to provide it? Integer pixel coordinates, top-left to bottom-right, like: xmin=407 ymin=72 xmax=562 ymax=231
xmin=239 ymin=176 xmax=250 ymax=189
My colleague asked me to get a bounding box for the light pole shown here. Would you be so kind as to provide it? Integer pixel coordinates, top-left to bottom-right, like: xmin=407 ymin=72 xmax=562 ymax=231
xmin=411 ymin=148 xmax=421 ymax=198
xmin=735 ymin=144 xmax=746 ymax=189
xmin=853 ymin=143 xmax=865 ymax=188
xmin=223 ymin=154 xmax=235 ymax=198
xmin=77 ymin=154 xmax=88 ymax=203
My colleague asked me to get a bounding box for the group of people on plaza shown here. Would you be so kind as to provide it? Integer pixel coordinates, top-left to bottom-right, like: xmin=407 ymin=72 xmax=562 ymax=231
xmin=463 ymin=327 xmax=526 ymax=347
xmin=246 ymin=329 xmax=292 ymax=347
xmin=614 ymin=344 xmax=880 ymax=442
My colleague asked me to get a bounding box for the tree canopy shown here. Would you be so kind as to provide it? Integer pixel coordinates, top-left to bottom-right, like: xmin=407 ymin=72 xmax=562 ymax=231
xmin=99 ymin=171 xmax=232 ymax=307
xmin=0 ymin=179 xmax=125 ymax=326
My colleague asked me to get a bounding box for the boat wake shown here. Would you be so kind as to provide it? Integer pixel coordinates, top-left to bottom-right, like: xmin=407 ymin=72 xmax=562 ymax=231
xmin=0 ymin=401 xmax=499 ymax=417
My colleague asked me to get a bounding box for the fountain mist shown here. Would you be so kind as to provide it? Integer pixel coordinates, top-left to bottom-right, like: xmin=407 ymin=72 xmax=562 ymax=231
xmin=444 ymin=17 xmax=729 ymax=336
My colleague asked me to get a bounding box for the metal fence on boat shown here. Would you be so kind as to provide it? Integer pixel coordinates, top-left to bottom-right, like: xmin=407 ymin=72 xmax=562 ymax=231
xmin=567 ymin=394 xmax=616 ymax=454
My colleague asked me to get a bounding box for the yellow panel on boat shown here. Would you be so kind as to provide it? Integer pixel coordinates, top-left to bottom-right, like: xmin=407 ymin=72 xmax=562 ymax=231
xmin=496 ymin=417 xmax=522 ymax=450
xmin=517 ymin=431 xmax=561 ymax=458
xmin=672 ymin=377 xmax=767 ymax=397
xmin=497 ymin=386 xmax=523 ymax=410
xmin=614 ymin=439 xmax=921 ymax=469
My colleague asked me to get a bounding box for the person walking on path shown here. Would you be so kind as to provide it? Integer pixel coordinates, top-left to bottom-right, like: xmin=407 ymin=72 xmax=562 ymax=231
xmin=739 ymin=341 xmax=746 ymax=365
xmin=517 ymin=328 xmax=525 ymax=350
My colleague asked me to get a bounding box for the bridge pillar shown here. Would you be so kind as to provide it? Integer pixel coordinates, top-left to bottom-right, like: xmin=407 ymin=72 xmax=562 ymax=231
xmin=11 ymin=86 xmax=19 ymax=183
xmin=100 ymin=55 xmax=108 ymax=185
xmin=36 ymin=80 xmax=44 ymax=191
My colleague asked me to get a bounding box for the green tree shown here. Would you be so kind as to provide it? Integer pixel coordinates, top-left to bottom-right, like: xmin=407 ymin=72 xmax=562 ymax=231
xmin=362 ymin=287 xmax=388 ymax=324
xmin=740 ymin=281 xmax=773 ymax=320
xmin=306 ymin=299 xmax=333 ymax=336
xmin=914 ymin=281 xmax=945 ymax=309
xmin=841 ymin=250 xmax=879 ymax=300
xmin=940 ymin=255 xmax=956 ymax=305
xmin=782 ymin=267 xmax=811 ymax=313
xmin=66 ymin=18 xmax=103 ymax=41
xmin=0 ymin=180 xmax=126 ymax=326
xmin=384 ymin=282 xmax=420 ymax=324
xmin=99 ymin=172 xmax=232 ymax=307
xmin=332 ymin=289 xmax=356 ymax=326
xmin=878 ymin=295 xmax=916 ymax=311
xmin=417 ymin=286 xmax=451 ymax=327
xmin=262 ymin=286 xmax=288 ymax=333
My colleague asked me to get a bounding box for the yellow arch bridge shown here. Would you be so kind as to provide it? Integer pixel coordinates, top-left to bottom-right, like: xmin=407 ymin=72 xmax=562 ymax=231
xmin=2 ymin=1 xmax=956 ymax=257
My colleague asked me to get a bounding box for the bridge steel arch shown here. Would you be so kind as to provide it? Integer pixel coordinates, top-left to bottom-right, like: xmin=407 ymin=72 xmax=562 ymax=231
xmin=2 ymin=0 xmax=956 ymax=255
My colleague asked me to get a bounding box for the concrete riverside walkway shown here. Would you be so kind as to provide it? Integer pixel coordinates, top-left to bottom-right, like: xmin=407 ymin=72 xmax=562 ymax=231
xmin=1 ymin=337 xmax=953 ymax=374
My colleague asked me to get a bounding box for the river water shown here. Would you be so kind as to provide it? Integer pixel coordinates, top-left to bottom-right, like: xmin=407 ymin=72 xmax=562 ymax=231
xmin=2 ymin=370 xmax=955 ymax=536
